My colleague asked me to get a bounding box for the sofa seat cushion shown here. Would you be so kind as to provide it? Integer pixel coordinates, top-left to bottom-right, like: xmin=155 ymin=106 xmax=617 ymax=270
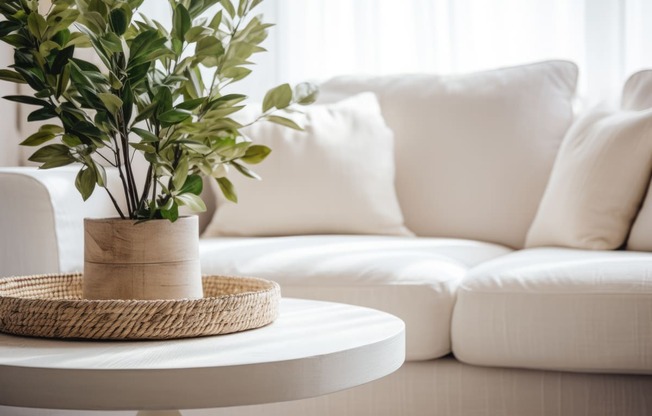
xmin=452 ymin=248 xmax=652 ymax=374
xmin=199 ymin=235 xmax=512 ymax=361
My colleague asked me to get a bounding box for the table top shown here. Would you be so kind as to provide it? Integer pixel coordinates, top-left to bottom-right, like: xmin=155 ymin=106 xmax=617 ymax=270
xmin=0 ymin=298 xmax=405 ymax=411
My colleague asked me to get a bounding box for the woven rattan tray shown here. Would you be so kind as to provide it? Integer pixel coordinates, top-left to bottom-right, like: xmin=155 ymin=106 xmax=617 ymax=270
xmin=0 ymin=274 xmax=280 ymax=340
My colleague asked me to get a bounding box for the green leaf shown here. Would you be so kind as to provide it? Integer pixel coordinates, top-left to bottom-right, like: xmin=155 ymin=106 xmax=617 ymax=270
xmin=172 ymin=158 xmax=189 ymax=190
xmin=241 ymin=144 xmax=271 ymax=164
xmin=1 ymin=33 xmax=31 ymax=48
xmin=40 ymin=40 xmax=62 ymax=57
xmin=62 ymin=134 xmax=83 ymax=147
xmin=127 ymin=62 xmax=150 ymax=87
xmin=79 ymin=11 xmax=107 ymax=34
xmin=266 ymin=115 xmax=303 ymax=130
xmin=155 ymin=87 xmax=174 ymax=116
xmin=75 ymin=167 xmax=97 ymax=201
xmin=131 ymin=127 xmax=159 ymax=142
xmin=50 ymin=45 xmax=75 ymax=75
xmin=175 ymin=97 xmax=205 ymax=111
xmin=0 ymin=70 xmax=26 ymax=84
xmin=66 ymin=32 xmax=92 ymax=48
xmin=173 ymin=4 xmax=192 ymax=42
xmin=204 ymin=104 xmax=245 ymax=120
xmin=179 ymin=174 xmax=203 ymax=195
xmin=196 ymin=36 xmax=224 ymax=62
xmin=28 ymin=106 xmax=58 ymax=122
xmin=175 ymin=192 xmax=206 ymax=212
xmin=47 ymin=9 xmax=81 ymax=34
xmin=94 ymin=162 xmax=107 ymax=187
xmin=28 ymin=144 xmax=70 ymax=162
xmin=208 ymin=94 xmax=247 ymax=109
xmin=220 ymin=0 xmax=236 ymax=18
xmin=98 ymin=92 xmax=123 ymax=114
xmin=0 ymin=20 xmax=21 ymax=37
xmin=216 ymin=176 xmax=237 ymax=203
xmin=20 ymin=131 xmax=56 ymax=146
xmin=221 ymin=66 xmax=251 ymax=80
xmin=40 ymin=124 xmax=65 ymax=134
xmin=208 ymin=10 xmax=222 ymax=30
xmin=294 ymin=82 xmax=319 ymax=105
xmin=133 ymin=101 xmax=157 ymax=123
xmin=250 ymin=0 xmax=264 ymax=11
xmin=184 ymin=26 xmax=211 ymax=43
xmin=99 ymin=32 xmax=123 ymax=53
xmin=160 ymin=202 xmax=180 ymax=222
xmin=109 ymin=71 xmax=123 ymax=89
xmin=3 ymin=95 xmax=50 ymax=106
xmin=129 ymin=142 xmax=156 ymax=152
xmin=56 ymin=64 xmax=71 ymax=98
xmin=14 ymin=67 xmax=46 ymax=91
xmin=158 ymin=108 xmax=192 ymax=124
xmin=237 ymin=0 xmax=247 ymax=17
xmin=262 ymin=83 xmax=292 ymax=112
xmin=40 ymin=156 xmax=76 ymax=169
xmin=27 ymin=12 xmax=47 ymax=39
xmin=109 ymin=8 xmax=128 ymax=35
xmin=232 ymin=161 xmax=261 ymax=179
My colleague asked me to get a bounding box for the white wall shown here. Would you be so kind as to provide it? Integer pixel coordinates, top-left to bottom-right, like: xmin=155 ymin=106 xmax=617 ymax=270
xmin=0 ymin=43 xmax=21 ymax=167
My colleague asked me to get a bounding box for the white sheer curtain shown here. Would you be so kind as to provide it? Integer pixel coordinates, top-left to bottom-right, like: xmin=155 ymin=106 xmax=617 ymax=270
xmin=4 ymin=0 xmax=652 ymax=166
xmin=239 ymin=0 xmax=652 ymax=106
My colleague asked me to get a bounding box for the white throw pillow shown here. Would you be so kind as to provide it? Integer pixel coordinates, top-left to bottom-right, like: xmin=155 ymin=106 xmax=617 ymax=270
xmin=319 ymin=61 xmax=578 ymax=248
xmin=202 ymin=93 xmax=412 ymax=237
xmin=525 ymin=107 xmax=652 ymax=250
xmin=624 ymin=70 xmax=652 ymax=251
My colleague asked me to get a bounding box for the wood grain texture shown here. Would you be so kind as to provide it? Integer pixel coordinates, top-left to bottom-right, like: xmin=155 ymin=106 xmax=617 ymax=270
xmin=83 ymin=217 xmax=202 ymax=300
xmin=83 ymin=261 xmax=202 ymax=300
xmin=84 ymin=217 xmax=199 ymax=263
xmin=0 ymin=298 xmax=406 ymax=410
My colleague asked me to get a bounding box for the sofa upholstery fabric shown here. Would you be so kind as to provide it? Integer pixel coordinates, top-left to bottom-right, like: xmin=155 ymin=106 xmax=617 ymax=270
xmin=199 ymin=235 xmax=512 ymax=360
xmin=319 ymin=60 xmax=578 ymax=248
xmin=453 ymin=248 xmax=652 ymax=374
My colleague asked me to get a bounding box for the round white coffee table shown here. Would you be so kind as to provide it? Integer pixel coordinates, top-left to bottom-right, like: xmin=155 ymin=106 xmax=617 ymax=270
xmin=0 ymin=298 xmax=405 ymax=415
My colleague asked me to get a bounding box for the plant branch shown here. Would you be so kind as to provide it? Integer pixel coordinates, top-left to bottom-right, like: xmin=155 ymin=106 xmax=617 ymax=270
xmin=112 ymin=132 xmax=133 ymax=215
xmin=137 ymin=163 xmax=153 ymax=216
xmin=119 ymin=121 xmax=139 ymax=215
xmin=96 ymin=151 xmax=117 ymax=167
xmin=104 ymin=186 xmax=126 ymax=219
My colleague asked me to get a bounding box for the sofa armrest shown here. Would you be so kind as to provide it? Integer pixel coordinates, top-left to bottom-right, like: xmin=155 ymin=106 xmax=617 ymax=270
xmin=0 ymin=167 xmax=122 ymax=276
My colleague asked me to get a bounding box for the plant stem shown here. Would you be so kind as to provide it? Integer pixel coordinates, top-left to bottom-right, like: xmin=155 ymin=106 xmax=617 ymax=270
xmin=96 ymin=151 xmax=117 ymax=167
xmin=120 ymin=127 xmax=138 ymax=216
xmin=137 ymin=164 xmax=153 ymax=215
xmin=113 ymin=132 xmax=133 ymax=215
xmin=105 ymin=187 xmax=126 ymax=219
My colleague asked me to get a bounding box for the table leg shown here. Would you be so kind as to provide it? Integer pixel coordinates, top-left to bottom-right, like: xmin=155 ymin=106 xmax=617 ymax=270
xmin=135 ymin=411 xmax=182 ymax=416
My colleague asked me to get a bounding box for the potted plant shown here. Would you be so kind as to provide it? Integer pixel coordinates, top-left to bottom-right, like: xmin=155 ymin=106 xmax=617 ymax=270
xmin=0 ymin=0 xmax=317 ymax=300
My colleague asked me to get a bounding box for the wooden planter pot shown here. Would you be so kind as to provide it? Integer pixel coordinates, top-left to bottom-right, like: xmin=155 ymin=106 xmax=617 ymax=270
xmin=83 ymin=216 xmax=203 ymax=300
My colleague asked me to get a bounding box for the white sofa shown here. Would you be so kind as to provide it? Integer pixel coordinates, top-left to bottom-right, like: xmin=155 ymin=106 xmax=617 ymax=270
xmin=1 ymin=60 xmax=652 ymax=416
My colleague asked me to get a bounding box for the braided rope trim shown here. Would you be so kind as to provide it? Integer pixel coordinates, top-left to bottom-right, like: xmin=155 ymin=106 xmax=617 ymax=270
xmin=0 ymin=274 xmax=280 ymax=340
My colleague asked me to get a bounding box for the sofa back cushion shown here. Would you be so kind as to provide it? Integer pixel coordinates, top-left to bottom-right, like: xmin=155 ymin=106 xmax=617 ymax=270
xmin=319 ymin=61 xmax=578 ymax=248
xmin=624 ymin=70 xmax=652 ymax=251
